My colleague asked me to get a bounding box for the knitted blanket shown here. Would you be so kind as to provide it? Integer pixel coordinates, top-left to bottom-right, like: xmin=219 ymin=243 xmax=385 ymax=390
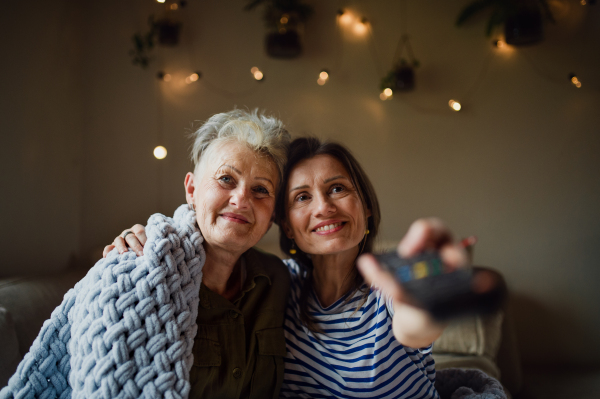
xmin=1 ymin=205 xmax=205 ymax=399
xmin=436 ymin=368 xmax=507 ymax=399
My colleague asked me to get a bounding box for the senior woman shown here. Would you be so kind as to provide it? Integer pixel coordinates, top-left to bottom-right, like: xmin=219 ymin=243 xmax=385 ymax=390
xmin=112 ymin=137 xmax=471 ymax=399
xmin=2 ymin=109 xmax=291 ymax=399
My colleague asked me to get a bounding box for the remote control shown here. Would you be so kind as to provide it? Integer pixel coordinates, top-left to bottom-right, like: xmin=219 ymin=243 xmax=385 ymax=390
xmin=375 ymin=251 xmax=506 ymax=320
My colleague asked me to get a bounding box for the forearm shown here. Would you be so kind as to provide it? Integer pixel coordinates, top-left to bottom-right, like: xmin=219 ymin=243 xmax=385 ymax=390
xmin=392 ymin=300 xmax=446 ymax=348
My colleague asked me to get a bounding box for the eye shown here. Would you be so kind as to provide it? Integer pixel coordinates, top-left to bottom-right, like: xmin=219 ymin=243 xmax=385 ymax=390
xmin=218 ymin=175 xmax=234 ymax=184
xmin=330 ymin=184 xmax=345 ymax=194
xmin=294 ymin=193 xmax=311 ymax=202
xmin=253 ymin=185 xmax=271 ymax=196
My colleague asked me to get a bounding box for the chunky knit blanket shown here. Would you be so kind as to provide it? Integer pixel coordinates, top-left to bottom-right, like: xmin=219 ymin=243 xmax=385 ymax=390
xmin=1 ymin=205 xmax=205 ymax=399
xmin=436 ymin=368 xmax=507 ymax=399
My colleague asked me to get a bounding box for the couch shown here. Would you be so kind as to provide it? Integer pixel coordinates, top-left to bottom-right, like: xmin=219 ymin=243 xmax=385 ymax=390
xmin=0 ymin=265 xmax=522 ymax=397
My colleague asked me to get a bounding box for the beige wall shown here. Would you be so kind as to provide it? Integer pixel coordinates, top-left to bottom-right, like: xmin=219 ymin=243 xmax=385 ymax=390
xmin=1 ymin=0 xmax=599 ymax=367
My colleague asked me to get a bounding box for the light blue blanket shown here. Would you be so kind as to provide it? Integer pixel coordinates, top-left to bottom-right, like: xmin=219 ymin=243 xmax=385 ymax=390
xmin=1 ymin=205 xmax=204 ymax=399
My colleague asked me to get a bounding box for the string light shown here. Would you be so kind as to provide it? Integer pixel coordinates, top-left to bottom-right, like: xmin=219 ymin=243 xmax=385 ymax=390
xmin=380 ymin=88 xmax=393 ymax=101
xmin=448 ymin=99 xmax=462 ymax=111
xmin=337 ymin=9 xmax=354 ymax=26
xmin=581 ymin=0 xmax=586 ymax=4
xmin=570 ymin=74 xmax=582 ymax=88
xmin=170 ymin=3 xmax=178 ymax=10
xmin=317 ymin=70 xmax=329 ymax=85
xmin=251 ymin=67 xmax=264 ymax=81
xmin=353 ymin=17 xmax=368 ymax=35
xmin=154 ymin=146 xmax=167 ymax=159
xmin=280 ymin=14 xmax=289 ymax=24
xmin=157 ymin=0 xmax=165 ymax=3
xmin=494 ymin=39 xmax=506 ymax=48
xmin=157 ymin=71 xmax=172 ymax=82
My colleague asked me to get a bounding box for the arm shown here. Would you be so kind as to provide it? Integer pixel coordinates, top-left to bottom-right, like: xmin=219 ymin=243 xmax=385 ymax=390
xmin=357 ymin=218 xmax=468 ymax=348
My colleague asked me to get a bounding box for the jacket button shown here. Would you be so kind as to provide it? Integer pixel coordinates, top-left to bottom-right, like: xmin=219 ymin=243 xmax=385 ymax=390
xmin=233 ymin=367 xmax=242 ymax=379
xmin=229 ymin=310 xmax=239 ymax=319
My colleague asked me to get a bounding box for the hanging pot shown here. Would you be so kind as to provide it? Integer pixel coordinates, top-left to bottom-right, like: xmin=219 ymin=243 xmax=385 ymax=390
xmin=156 ymin=19 xmax=182 ymax=46
xmin=393 ymin=66 xmax=415 ymax=91
xmin=504 ymin=8 xmax=543 ymax=46
xmin=266 ymin=29 xmax=302 ymax=59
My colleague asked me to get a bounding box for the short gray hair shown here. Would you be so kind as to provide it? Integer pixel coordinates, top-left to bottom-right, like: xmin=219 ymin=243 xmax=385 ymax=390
xmin=190 ymin=109 xmax=291 ymax=184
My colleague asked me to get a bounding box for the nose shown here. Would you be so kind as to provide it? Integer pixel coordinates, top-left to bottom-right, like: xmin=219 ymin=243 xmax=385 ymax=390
xmin=230 ymin=186 xmax=251 ymax=209
xmin=314 ymin=193 xmax=336 ymax=217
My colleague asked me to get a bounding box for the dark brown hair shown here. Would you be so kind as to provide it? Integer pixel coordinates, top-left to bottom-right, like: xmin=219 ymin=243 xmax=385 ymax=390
xmin=275 ymin=137 xmax=381 ymax=332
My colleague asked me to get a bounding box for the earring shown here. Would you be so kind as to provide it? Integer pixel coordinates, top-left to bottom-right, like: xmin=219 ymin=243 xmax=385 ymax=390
xmin=365 ymin=229 xmax=370 ymax=235
xmin=289 ymin=240 xmax=297 ymax=255
xmin=188 ymin=203 xmax=196 ymax=211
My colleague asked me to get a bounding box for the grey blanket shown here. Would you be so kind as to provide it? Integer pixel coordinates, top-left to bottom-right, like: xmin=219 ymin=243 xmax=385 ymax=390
xmin=436 ymin=368 xmax=507 ymax=399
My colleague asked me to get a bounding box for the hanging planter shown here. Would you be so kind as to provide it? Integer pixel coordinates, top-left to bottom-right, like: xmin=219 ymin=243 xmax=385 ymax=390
xmin=245 ymin=0 xmax=313 ymax=59
xmin=129 ymin=3 xmax=184 ymax=69
xmin=455 ymin=0 xmax=554 ymax=45
xmin=380 ymin=35 xmax=420 ymax=94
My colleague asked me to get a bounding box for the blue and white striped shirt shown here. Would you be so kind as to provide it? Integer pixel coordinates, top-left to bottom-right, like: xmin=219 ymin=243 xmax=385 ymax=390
xmin=281 ymin=259 xmax=438 ymax=399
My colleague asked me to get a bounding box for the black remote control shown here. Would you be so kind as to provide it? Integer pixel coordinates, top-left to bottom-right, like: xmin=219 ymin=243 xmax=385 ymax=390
xmin=375 ymin=251 xmax=506 ymax=320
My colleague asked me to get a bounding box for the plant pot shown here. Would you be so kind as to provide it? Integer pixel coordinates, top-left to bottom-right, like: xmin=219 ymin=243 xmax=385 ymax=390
xmin=504 ymin=9 xmax=543 ymax=46
xmin=156 ymin=19 xmax=182 ymax=46
xmin=394 ymin=66 xmax=415 ymax=91
xmin=266 ymin=30 xmax=302 ymax=59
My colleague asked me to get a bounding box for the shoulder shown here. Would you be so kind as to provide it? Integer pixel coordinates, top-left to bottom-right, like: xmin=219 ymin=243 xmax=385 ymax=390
xmin=246 ymin=247 xmax=291 ymax=286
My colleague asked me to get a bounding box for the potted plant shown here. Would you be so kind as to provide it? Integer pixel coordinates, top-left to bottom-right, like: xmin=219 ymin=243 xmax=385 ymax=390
xmin=245 ymin=0 xmax=313 ymax=59
xmin=456 ymin=0 xmax=554 ymax=45
xmin=130 ymin=15 xmax=183 ymax=69
xmin=381 ymin=59 xmax=420 ymax=93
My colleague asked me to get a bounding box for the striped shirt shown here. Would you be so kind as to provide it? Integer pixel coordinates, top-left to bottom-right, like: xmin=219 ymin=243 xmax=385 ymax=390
xmin=281 ymin=259 xmax=438 ymax=399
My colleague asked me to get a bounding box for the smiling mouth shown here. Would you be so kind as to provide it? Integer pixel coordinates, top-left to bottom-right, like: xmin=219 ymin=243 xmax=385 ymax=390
xmin=221 ymin=213 xmax=249 ymax=224
xmin=314 ymin=222 xmax=345 ymax=233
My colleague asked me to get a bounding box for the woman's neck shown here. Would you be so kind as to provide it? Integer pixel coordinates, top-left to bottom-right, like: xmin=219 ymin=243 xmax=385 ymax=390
xmin=311 ymin=247 xmax=360 ymax=308
xmin=202 ymin=243 xmax=245 ymax=301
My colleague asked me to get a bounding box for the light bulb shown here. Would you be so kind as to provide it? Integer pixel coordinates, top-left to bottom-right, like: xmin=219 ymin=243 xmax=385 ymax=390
xmin=353 ymin=20 xmax=368 ymax=35
xmin=280 ymin=15 xmax=289 ymax=24
xmin=449 ymin=100 xmax=462 ymax=111
xmin=189 ymin=73 xmax=199 ymax=82
xmin=251 ymin=67 xmax=259 ymax=74
xmin=317 ymin=78 xmax=327 ymax=86
xmin=170 ymin=3 xmax=178 ymax=10
xmin=154 ymin=146 xmax=167 ymax=159
xmin=157 ymin=0 xmax=165 ymax=3
xmin=254 ymin=71 xmax=264 ymax=81
xmin=163 ymin=73 xmax=172 ymax=82
xmin=379 ymin=93 xmax=388 ymax=101
xmin=338 ymin=10 xmax=353 ymax=26
xmin=383 ymin=88 xmax=393 ymax=97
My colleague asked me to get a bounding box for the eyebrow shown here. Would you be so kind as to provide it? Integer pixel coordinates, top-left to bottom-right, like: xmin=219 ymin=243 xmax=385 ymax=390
xmin=221 ymin=164 xmax=274 ymax=187
xmin=289 ymin=175 xmax=347 ymax=192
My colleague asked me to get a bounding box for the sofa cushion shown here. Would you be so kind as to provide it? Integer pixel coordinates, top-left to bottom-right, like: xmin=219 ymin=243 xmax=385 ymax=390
xmin=0 ymin=306 xmax=20 ymax=387
xmin=433 ymin=311 xmax=504 ymax=359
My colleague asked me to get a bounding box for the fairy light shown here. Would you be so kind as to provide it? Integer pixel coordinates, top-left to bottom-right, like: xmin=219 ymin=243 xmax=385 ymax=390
xmin=383 ymin=88 xmax=393 ymax=97
xmin=337 ymin=9 xmax=353 ymax=26
xmin=494 ymin=39 xmax=506 ymax=48
xmin=157 ymin=71 xmax=172 ymax=82
xmin=154 ymin=146 xmax=167 ymax=159
xmin=570 ymin=74 xmax=582 ymax=88
xmin=581 ymin=0 xmax=586 ymax=4
xmin=157 ymin=0 xmax=165 ymax=3
xmin=449 ymin=99 xmax=462 ymax=111
xmin=319 ymin=71 xmax=329 ymax=80
xmin=251 ymin=67 xmax=259 ymax=74
xmin=353 ymin=17 xmax=368 ymax=35
xmin=280 ymin=15 xmax=289 ymax=24
xmin=170 ymin=3 xmax=178 ymax=10
xmin=380 ymin=88 xmax=393 ymax=101
xmin=253 ymin=70 xmax=264 ymax=81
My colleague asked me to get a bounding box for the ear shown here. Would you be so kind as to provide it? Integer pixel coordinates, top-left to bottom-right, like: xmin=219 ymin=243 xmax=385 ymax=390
xmin=282 ymin=219 xmax=294 ymax=239
xmin=184 ymin=172 xmax=196 ymax=205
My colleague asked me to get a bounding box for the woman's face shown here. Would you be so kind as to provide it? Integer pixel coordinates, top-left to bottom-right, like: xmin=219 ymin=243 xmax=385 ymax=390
xmin=284 ymin=154 xmax=370 ymax=257
xmin=185 ymin=141 xmax=279 ymax=254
